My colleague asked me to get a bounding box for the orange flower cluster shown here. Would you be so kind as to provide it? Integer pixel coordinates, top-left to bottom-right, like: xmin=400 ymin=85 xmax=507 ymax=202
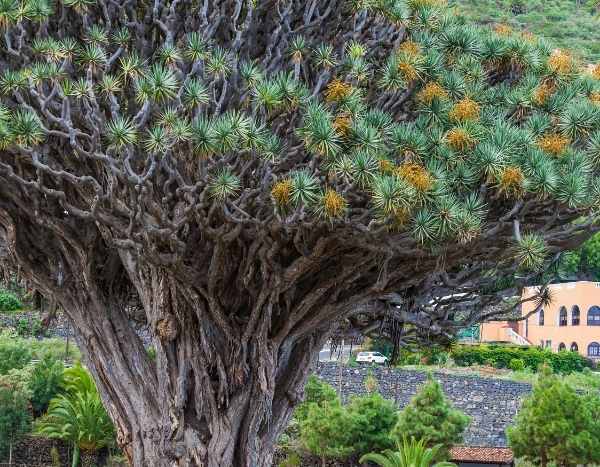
xmin=548 ymin=49 xmax=574 ymax=76
xmin=591 ymin=64 xmax=600 ymax=80
xmin=333 ymin=113 xmax=352 ymax=137
xmin=398 ymin=40 xmax=421 ymax=57
xmin=446 ymin=128 xmax=476 ymax=152
xmin=417 ymin=82 xmax=449 ymax=104
xmin=323 ymin=189 xmax=346 ymax=217
xmin=391 ymin=208 xmax=411 ymax=229
xmin=537 ymin=133 xmax=570 ymax=156
xmin=378 ymin=159 xmax=396 ymax=175
xmin=494 ymin=24 xmax=513 ymax=36
xmin=533 ymin=81 xmax=555 ymax=106
xmin=395 ymin=163 xmax=433 ymax=192
xmin=397 ymin=62 xmax=419 ymax=82
xmin=449 ymin=97 xmax=480 ymax=122
xmin=590 ymin=91 xmax=600 ymax=104
xmin=271 ymin=179 xmax=293 ymax=205
xmin=324 ymin=79 xmax=353 ymax=103
xmin=499 ymin=166 xmax=525 ymax=197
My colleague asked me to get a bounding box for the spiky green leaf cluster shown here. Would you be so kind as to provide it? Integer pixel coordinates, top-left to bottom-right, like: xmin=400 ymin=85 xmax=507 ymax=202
xmin=1 ymin=0 xmax=599 ymax=257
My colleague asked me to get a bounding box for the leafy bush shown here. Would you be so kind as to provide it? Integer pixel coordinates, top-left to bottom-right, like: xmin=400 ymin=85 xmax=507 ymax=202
xmin=346 ymin=392 xmax=398 ymax=456
xmin=0 ymin=290 xmax=22 ymax=312
xmin=299 ymin=399 xmax=354 ymax=463
xmin=393 ymin=375 xmax=469 ymax=461
xmin=508 ymin=358 xmax=525 ymax=371
xmin=0 ymin=377 xmax=31 ymax=461
xmin=29 ymin=355 xmax=64 ymax=416
xmin=295 ymin=376 xmax=338 ymax=422
xmin=451 ymin=344 xmax=592 ymax=373
xmin=15 ymin=317 xmax=44 ymax=338
xmin=0 ymin=335 xmax=32 ymax=375
xmin=297 ymin=377 xmax=400 ymax=462
xmin=507 ymin=367 xmax=600 ymax=466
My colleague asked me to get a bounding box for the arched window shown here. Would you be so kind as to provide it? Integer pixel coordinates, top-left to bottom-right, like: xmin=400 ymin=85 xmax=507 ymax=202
xmin=559 ymin=307 xmax=567 ymax=326
xmin=587 ymin=306 xmax=600 ymax=326
xmin=587 ymin=342 xmax=600 ymax=357
xmin=571 ymin=342 xmax=578 ymax=352
xmin=572 ymin=306 xmax=580 ymax=326
xmin=558 ymin=342 xmax=566 ymax=351
xmin=539 ymin=309 xmax=544 ymax=326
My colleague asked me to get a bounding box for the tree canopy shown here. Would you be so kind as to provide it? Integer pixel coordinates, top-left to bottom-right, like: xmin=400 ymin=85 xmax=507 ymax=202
xmin=0 ymin=0 xmax=599 ymax=464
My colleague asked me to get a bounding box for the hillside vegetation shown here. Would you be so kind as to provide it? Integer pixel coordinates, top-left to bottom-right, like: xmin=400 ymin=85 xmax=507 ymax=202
xmin=452 ymin=0 xmax=600 ymax=61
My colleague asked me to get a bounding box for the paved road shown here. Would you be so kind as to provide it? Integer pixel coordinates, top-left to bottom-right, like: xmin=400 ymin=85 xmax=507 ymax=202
xmin=318 ymin=344 xmax=355 ymax=362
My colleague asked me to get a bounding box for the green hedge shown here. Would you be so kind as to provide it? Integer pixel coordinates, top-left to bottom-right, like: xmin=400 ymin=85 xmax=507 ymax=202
xmin=0 ymin=290 xmax=22 ymax=312
xmin=451 ymin=344 xmax=592 ymax=374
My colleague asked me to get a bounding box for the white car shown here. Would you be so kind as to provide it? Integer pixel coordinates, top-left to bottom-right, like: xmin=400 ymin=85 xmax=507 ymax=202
xmin=355 ymin=351 xmax=388 ymax=364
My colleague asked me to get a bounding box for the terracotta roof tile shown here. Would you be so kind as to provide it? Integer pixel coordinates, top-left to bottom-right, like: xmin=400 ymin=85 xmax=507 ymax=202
xmin=450 ymin=447 xmax=514 ymax=464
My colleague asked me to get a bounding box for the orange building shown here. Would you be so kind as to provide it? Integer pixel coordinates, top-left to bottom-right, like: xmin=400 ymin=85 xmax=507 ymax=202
xmin=480 ymin=281 xmax=600 ymax=361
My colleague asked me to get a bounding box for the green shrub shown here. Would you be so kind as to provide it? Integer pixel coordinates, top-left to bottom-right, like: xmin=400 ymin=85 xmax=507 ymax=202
xmin=278 ymin=452 xmax=301 ymax=467
xmin=299 ymin=400 xmax=354 ymax=463
xmin=29 ymin=355 xmax=64 ymax=416
xmin=395 ymin=349 xmax=423 ymax=366
xmin=0 ymin=376 xmax=32 ymax=461
xmin=451 ymin=344 xmax=591 ymax=374
xmin=393 ymin=374 xmax=469 ymax=461
xmin=295 ymin=375 xmax=339 ymax=422
xmin=346 ymin=392 xmax=398 ymax=456
xmin=507 ymin=367 xmax=600 ymax=466
xmin=0 ymin=335 xmax=32 ymax=375
xmin=15 ymin=318 xmax=29 ymax=337
xmin=508 ymin=358 xmax=525 ymax=372
xmin=297 ymin=377 xmax=400 ymax=462
xmin=0 ymin=290 xmax=22 ymax=312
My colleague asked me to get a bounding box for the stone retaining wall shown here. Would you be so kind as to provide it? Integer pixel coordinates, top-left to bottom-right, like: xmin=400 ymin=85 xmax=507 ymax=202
xmin=315 ymin=363 xmax=531 ymax=447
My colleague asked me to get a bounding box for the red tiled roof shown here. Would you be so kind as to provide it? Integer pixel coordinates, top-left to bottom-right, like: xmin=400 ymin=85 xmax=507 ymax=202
xmin=450 ymin=447 xmax=514 ymax=464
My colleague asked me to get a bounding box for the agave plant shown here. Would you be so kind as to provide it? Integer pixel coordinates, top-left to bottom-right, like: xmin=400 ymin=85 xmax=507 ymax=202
xmin=359 ymin=437 xmax=456 ymax=467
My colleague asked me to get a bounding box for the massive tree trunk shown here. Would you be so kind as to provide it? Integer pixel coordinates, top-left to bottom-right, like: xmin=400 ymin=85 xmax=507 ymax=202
xmin=57 ymin=271 xmax=330 ymax=467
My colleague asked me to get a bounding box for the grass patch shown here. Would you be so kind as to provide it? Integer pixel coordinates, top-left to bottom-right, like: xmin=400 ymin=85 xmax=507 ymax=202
xmin=450 ymin=0 xmax=600 ymax=61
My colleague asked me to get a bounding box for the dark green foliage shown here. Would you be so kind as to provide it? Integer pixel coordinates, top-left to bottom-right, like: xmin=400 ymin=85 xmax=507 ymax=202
xmin=297 ymin=377 xmax=399 ymax=461
xmin=360 ymin=437 xmax=456 ymax=467
xmin=346 ymin=393 xmax=398 ymax=456
xmin=367 ymin=338 xmax=394 ymax=358
xmin=298 ymin=400 xmax=354 ymax=462
xmin=508 ymin=358 xmax=525 ymax=371
xmin=295 ymin=375 xmax=338 ymax=422
xmin=507 ymin=367 xmax=600 ymax=466
xmin=395 ymin=346 xmax=450 ymax=366
xmin=0 ymin=290 xmax=22 ymax=312
xmin=0 ymin=378 xmax=31 ymax=460
xmin=29 ymin=355 xmax=64 ymax=415
xmin=393 ymin=375 xmax=469 ymax=460
xmin=451 ymin=344 xmax=592 ymax=373
xmin=0 ymin=336 xmax=31 ymax=375
xmin=35 ymin=363 xmax=115 ymax=460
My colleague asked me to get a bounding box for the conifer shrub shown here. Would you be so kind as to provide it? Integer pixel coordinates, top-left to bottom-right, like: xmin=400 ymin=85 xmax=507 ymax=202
xmin=393 ymin=374 xmax=469 ymax=461
xmin=507 ymin=366 xmax=600 ymax=466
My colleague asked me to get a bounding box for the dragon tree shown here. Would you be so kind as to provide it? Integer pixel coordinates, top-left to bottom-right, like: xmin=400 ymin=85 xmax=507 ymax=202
xmin=0 ymin=0 xmax=599 ymax=464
